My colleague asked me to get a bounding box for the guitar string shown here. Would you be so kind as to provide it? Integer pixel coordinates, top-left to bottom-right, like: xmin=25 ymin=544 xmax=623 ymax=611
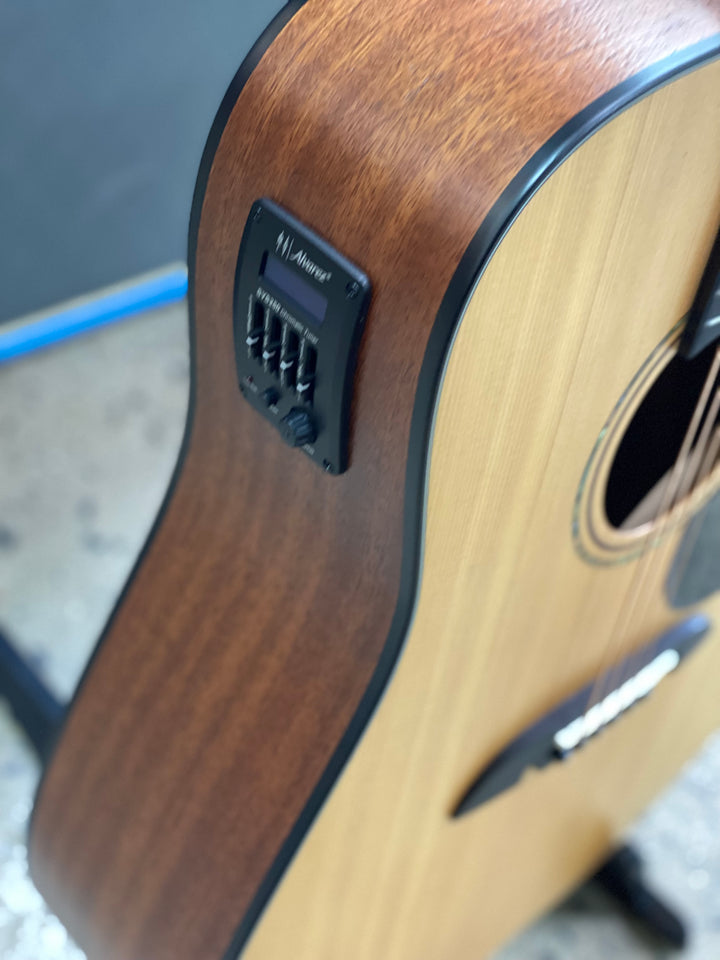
xmin=615 ymin=366 xmax=720 ymax=671
xmin=610 ymin=381 xmax=720 ymax=803
xmin=674 ymin=384 xmax=720 ymax=501
xmin=577 ymin=356 xmax=720 ymax=749
xmin=694 ymin=421 xmax=720 ymax=485
xmin=620 ymin=344 xmax=720 ymax=633
xmin=613 ymin=378 xmax=720 ymax=706
xmin=577 ymin=345 xmax=720 ymax=735
xmin=585 ymin=348 xmax=720 ymax=719
xmin=621 ymin=379 xmax=720 ymax=661
xmin=650 ymin=419 xmax=720 ymax=616
xmin=585 ymin=348 xmax=720 ymax=724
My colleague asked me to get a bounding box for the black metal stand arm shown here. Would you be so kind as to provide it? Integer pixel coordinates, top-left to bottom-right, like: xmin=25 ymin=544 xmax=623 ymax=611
xmin=592 ymin=844 xmax=688 ymax=950
xmin=0 ymin=629 xmax=65 ymax=765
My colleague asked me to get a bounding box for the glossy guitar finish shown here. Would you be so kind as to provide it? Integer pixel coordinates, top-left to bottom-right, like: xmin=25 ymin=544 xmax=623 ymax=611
xmin=29 ymin=2 xmax=720 ymax=959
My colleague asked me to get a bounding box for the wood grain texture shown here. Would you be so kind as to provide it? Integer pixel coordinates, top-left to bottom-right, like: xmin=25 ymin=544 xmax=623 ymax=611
xmin=240 ymin=57 xmax=720 ymax=960
xmin=28 ymin=2 xmax=720 ymax=960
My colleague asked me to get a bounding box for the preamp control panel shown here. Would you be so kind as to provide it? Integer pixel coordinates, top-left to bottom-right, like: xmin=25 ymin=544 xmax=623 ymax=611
xmin=233 ymin=198 xmax=371 ymax=474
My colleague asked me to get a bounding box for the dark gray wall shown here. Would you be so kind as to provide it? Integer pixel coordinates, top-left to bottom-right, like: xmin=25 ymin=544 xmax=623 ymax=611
xmin=0 ymin=0 xmax=285 ymax=322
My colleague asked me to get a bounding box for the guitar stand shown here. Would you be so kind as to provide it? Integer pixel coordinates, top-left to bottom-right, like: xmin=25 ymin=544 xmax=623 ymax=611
xmin=0 ymin=623 xmax=694 ymax=954
xmin=0 ymin=628 xmax=65 ymax=766
xmin=591 ymin=844 xmax=687 ymax=949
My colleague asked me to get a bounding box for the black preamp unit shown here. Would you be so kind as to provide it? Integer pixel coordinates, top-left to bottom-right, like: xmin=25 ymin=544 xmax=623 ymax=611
xmin=233 ymin=198 xmax=371 ymax=474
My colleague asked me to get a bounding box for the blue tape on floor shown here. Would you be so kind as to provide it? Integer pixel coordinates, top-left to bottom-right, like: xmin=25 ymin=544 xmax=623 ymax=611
xmin=0 ymin=267 xmax=188 ymax=364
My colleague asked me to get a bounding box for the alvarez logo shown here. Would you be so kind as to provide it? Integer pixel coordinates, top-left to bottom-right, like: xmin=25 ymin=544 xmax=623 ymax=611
xmin=275 ymin=232 xmax=332 ymax=284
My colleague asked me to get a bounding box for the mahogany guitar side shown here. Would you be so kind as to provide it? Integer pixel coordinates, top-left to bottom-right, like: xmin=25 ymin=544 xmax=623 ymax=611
xmin=28 ymin=2 xmax=720 ymax=960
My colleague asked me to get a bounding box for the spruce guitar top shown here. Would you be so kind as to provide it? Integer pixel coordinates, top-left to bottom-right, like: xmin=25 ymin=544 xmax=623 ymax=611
xmin=29 ymin=2 xmax=720 ymax=959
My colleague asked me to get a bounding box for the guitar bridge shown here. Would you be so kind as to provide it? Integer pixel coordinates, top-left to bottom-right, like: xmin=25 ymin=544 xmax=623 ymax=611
xmin=453 ymin=615 xmax=710 ymax=817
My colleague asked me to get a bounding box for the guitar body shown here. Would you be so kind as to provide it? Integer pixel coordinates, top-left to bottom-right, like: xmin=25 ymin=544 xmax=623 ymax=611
xmin=29 ymin=3 xmax=720 ymax=960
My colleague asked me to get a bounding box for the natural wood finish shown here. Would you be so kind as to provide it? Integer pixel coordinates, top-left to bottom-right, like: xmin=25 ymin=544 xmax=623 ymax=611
xmin=242 ymin=59 xmax=720 ymax=960
xmin=29 ymin=2 xmax=720 ymax=960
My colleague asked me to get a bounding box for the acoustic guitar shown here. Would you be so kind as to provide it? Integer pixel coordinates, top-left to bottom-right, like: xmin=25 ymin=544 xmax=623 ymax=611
xmin=28 ymin=2 xmax=720 ymax=959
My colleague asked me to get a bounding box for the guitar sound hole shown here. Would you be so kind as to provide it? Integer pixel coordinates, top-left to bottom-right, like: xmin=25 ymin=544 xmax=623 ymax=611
xmin=605 ymin=340 xmax=720 ymax=530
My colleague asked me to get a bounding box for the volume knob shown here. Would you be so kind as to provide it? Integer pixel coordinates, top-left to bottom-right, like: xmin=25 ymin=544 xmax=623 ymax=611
xmin=279 ymin=407 xmax=316 ymax=448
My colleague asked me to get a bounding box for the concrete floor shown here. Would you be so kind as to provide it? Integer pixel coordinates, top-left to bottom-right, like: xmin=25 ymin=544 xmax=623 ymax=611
xmin=1 ymin=303 xmax=719 ymax=959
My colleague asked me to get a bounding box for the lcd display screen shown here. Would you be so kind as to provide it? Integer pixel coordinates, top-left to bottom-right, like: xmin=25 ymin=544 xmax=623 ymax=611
xmin=263 ymin=253 xmax=328 ymax=324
